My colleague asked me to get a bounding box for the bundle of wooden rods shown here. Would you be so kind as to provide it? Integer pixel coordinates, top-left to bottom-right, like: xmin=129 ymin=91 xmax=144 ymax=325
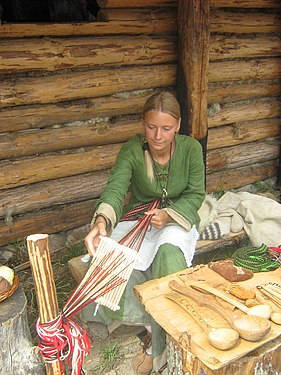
xmin=257 ymin=283 xmax=281 ymax=309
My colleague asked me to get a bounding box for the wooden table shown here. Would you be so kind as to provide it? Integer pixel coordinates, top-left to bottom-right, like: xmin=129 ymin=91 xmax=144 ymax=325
xmin=134 ymin=265 xmax=281 ymax=374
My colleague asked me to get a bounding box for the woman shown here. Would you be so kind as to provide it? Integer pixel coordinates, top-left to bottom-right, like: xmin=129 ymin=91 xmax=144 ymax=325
xmin=82 ymin=91 xmax=205 ymax=374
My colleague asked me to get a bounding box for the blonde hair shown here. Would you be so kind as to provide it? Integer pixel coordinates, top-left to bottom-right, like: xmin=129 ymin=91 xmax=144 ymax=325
xmin=142 ymin=91 xmax=181 ymax=121
xmin=142 ymin=91 xmax=181 ymax=182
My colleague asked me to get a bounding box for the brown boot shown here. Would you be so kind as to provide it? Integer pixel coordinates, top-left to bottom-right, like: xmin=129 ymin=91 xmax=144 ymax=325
xmin=132 ymin=348 xmax=153 ymax=375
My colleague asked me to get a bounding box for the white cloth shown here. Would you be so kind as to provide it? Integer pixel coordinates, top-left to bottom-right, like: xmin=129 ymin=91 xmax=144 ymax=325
xmin=198 ymin=191 xmax=281 ymax=247
xmin=110 ymin=221 xmax=199 ymax=271
xmin=218 ymin=191 xmax=281 ymax=247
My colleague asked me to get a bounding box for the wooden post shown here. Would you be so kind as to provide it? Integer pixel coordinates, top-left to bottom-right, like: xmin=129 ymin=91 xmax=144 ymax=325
xmin=177 ymin=0 xmax=210 ymax=140
xmin=26 ymin=233 xmax=64 ymax=375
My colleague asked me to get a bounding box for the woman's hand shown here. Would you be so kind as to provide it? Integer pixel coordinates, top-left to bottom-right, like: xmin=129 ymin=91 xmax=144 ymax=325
xmin=84 ymin=215 xmax=107 ymax=256
xmin=145 ymin=208 xmax=171 ymax=229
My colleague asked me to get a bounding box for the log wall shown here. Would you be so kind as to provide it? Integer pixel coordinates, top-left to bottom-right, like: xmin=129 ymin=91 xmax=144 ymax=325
xmin=0 ymin=1 xmax=177 ymax=246
xmin=0 ymin=0 xmax=280 ymax=246
xmin=205 ymin=0 xmax=281 ymax=192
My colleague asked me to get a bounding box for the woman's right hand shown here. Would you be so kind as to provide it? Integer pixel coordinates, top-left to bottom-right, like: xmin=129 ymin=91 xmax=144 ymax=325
xmin=84 ymin=215 xmax=108 ymax=256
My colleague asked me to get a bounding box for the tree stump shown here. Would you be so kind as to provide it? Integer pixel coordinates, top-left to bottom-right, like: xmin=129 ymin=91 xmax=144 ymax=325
xmin=0 ymin=285 xmax=45 ymax=374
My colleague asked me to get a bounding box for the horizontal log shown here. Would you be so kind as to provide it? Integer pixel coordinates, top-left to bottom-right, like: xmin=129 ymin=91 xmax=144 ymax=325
xmin=0 ymin=64 xmax=176 ymax=108
xmin=0 ymin=199 xmax=95 ymax=247
xmin=206 ymin=160 xmax=278 ymax=192
xmin=206 ymin=139 xmax=280 ymax=173
xmin=97 ymin=0 xmax=177 ymax=7
xmin=209 ymin=58 xmax=281 ymax=83
xmin=97 ymin=0 xmax=281 ymax=8
xmin=97 ymin=8 xmax=176 ymax=22
xmin=0 ymin=36 xmax=176 ymax=73
xmin=211 ymin=11 xmax=281 ymax=33
xmin=0 ymin=18 xmax=177 ymax=39
xmin=0 ymin=170 xmax=110 ymax=220
xmin=0 ymin=143 xmax=121 ymax=190
xmin=210 ymin=35 xmax=281 ymax=60
xmin=208 ymin=118 xmax=281 ymax=150
xmin=208 ymin=98 xmax=281 ymax=128
xmin=210 ymin=0 xmax=281 ymax=8
xmin=0 ymin=89 xmax=163 ymax=133
xmin=0 ymin=119 xmax=142 ymax=160
xmin=208 ymin=80 xmax=281 ymax=104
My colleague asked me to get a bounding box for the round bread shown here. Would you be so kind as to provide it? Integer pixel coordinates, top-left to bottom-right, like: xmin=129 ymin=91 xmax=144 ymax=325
xmin=0 ymin=276 xmax=10 ymax=294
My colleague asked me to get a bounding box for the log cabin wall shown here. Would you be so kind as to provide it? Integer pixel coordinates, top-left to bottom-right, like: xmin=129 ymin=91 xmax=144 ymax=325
xmin=0 ymin=0 xmax=178 ymax=246
xmin=0 ymin=0 xmax=280 ymax=246
xmin=206 ymin=0 xmax=281 ymax=192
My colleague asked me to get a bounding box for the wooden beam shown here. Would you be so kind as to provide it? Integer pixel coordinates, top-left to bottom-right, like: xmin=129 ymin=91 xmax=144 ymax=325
xmin=0 ymin=64 xmax=176 ymax=108
xmin=0 ymin=200 xmax=95 ymax=247
xmin=0 ymin=119 xmax=142 ymax=160
xmin=0 ymin=89 xmax=161 ymax=133
xmin=208 ymin=98 xmax=281 ymax=128
xmin=177 ymin=0 xmax=210 ymax=140
xmin=97 ymin=8 xmax=176 ymax=22
xmin=211 ymin=11 xmax=281 ymax=33
xmin=97 ymin=0 xmax=177 ymax=7
xmin=206 ymin=160 xmax=278 ymax=192
xmin=210 ymin=0 xmax=281 ymax=8
xmin=207 ymin=118 xmax=281 ymax=150
xmin=206 ymin=139 xmax=280 ymax=173
xmin=0 ymin=18 xmax=177 ymax=38
xmin=208 ymin=81 xmax=281 ymax=104
xmin=0 ymin=144 xmax=121 ymax=190
xmin=0 ymin=170 xmax=110 ymax=220
xmin=210 ymin=35 xmax=281 ymax=60
xmin=0 ymin=36 xmax=176 ymax=73
xmin=209 ymin=58 xmax=281 ymax=83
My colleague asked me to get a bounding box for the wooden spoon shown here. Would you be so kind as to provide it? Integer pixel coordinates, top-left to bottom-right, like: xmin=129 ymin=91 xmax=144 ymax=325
xmin=166 ymin=291 xmax=239 ymax=350
xmin=169 ymin=280 xmax=271 ymax=342
xmin=256 ymin=287 xmax=281 ymax=325
xmin=188 ymin=281 xmax=273 ymax=319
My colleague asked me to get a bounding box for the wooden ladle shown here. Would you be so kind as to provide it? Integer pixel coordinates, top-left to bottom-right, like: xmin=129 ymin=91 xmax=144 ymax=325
xmin=188 ymin=281 xmax=273 ymax=319
xmin=169 ymin=280 xmax=271 ymax=342
xmin=166 ymin=291 xmax=239 ymax=350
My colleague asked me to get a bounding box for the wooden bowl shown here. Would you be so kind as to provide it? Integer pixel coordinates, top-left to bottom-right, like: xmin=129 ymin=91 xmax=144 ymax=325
xmin=231 ymin=314 xmax=271 ymax=342
xmin=0 ymin=274 xmax=19 ymax=303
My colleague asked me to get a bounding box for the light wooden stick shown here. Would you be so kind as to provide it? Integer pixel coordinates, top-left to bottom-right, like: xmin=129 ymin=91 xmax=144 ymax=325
xmin=93 ymin=236 xmax=137 ymax=310
xmin=27 ymin=234 xmax=64 ymax=375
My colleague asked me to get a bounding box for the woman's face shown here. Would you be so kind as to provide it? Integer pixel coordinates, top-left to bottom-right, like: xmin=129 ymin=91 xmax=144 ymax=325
xmin=143 ymin=110 xmax=180 ymax=154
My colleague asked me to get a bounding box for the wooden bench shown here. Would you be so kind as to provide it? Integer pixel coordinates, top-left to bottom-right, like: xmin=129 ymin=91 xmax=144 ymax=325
xmin=68 ymin=230 xmax=247 ymax=284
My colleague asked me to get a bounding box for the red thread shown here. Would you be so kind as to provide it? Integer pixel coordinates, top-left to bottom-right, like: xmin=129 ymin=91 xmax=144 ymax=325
xmin=37 ymin=314 xmax=91 ymax=375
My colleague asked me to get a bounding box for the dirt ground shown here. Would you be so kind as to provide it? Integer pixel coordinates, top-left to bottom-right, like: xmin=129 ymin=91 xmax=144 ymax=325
xmin=82 ymin=324 xmax=145 ymax=375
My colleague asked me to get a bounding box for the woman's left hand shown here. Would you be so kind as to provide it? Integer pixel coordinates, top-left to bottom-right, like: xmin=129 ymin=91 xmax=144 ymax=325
xmin=145 ymin=208 xmax=171 ymax=229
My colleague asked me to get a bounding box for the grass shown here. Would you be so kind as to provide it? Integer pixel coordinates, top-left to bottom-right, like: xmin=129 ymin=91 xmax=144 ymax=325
xmin=93 ymin=342 xmax=119 ymax=373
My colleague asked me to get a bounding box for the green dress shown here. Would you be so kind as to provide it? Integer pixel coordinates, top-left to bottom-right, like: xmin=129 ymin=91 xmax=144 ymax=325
xmin=81 ymin=133 xmax=205 ymax=358
xmin=97 ymin=133 xmax=205 ymax=225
